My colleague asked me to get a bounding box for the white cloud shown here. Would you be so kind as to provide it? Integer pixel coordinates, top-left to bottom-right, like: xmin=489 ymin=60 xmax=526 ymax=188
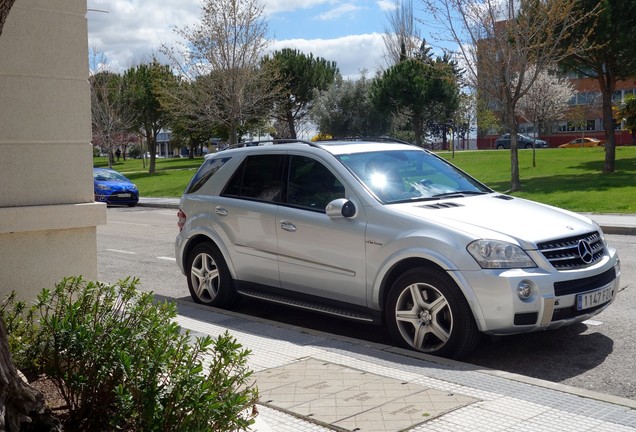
xmin=316 ymin=3 xmax=362 ymax=21
xmin=87 ymin=0 xmax=386 ymax=78
xmin=263 ymin=0 xmax=336 ymax=14
xmin=376 ymin=0 xmax=397 ymax=12
xmin=87 ymin=0 xmax=201 ymax=71
xmin=270 ymin=33 xmax=386 ymax=79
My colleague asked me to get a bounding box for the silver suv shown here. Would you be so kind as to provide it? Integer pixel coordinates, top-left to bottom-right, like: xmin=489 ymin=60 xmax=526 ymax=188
xmin=175 ymin=139 xmax=620 ymax=358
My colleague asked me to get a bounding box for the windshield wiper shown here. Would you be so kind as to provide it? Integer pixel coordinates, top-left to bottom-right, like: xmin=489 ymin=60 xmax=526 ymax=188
xmin=386 ymin=190 xmax=489 ymax=204
xmin=431 ymin=191 xmax=488 ymax=199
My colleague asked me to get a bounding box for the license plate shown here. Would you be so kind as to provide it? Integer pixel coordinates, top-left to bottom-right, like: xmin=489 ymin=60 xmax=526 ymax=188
xmin=118 ymin=193 xmax=131 ymax=198
xmin=576 ymin=285 xmax=614 ymax=311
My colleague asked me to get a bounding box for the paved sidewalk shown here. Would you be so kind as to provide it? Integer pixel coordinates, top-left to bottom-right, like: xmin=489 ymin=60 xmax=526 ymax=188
xmin=173 ymin=300 xmax=636 ymax=432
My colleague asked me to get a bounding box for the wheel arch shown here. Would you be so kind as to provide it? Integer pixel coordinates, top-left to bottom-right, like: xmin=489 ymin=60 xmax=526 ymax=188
xmin=378 ymin=258 xmax=443 ymax=312
xmin=377 ymin=257 xmax=487 ymax=331
xmin=181 ymin=232 xmax=237 ymax=279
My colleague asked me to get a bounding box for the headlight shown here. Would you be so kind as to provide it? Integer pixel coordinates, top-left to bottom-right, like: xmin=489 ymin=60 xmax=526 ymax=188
xmin=467 ymin=240 xmax=536 ymax=269
xmin=96 ymin=184 xmax=110 ymax=190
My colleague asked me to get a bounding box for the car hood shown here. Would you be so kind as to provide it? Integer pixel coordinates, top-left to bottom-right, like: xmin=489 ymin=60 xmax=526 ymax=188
xmin=393 ymin=193 xmax=596 ymax=248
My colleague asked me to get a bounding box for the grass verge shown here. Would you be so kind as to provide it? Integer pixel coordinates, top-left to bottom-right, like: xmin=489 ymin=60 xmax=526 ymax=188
xmin=94 ymin=146 xmax=636 ymax=214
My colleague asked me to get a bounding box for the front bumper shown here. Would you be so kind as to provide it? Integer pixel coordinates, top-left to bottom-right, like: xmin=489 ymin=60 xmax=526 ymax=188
xmin=455 ymin=248 xmax=620 ymax=335
xmin=95 ymin=191 xmax=139 ymax=205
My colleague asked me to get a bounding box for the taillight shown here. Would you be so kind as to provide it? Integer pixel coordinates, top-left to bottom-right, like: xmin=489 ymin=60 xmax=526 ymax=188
xmin=177 ymin=209 xmax=186 ymax=231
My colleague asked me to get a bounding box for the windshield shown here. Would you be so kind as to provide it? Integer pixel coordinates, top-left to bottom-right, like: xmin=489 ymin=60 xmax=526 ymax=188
xmin=94 ymin=170 xmax=129 ymax=182
xmin=337 ymin=149 xmax=491 ymax=203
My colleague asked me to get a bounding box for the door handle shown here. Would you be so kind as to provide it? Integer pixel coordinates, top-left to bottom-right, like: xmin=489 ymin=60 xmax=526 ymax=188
xmin=215 ymin=207 xmax=228 ymax=216
xmin=280 ymin=220 xmax=296 ymax=232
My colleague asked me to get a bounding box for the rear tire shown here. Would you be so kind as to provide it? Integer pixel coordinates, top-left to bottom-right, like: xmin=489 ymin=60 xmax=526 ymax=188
xmin=186 ymin=242 xmax=239 ymax=308
xmin=385 ymin=267 xmax=480 ymax=359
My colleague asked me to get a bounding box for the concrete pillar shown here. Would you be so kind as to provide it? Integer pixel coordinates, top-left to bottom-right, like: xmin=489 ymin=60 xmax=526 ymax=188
xmin=0 ymin=0 xmax=106 ymax=301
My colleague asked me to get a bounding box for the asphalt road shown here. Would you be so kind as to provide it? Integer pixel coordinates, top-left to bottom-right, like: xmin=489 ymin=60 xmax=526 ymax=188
xmin=97 ymin=206 xmax=635 ymax=401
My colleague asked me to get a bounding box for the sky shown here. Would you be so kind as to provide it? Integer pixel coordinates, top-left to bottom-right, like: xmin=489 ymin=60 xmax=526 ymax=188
xmin=86 ymin=0 xmax=439 ymax=79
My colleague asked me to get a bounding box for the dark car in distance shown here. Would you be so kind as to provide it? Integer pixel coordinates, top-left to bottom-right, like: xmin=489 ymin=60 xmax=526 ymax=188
xmin=495 ymin=133 xmax=548 ymax=149
xmin=93 ymin=168 xmax=139 ymax=206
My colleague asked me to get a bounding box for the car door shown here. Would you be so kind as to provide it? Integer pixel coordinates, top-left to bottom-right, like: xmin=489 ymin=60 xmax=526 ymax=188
xmin=276 ymin=154 xmax=368 ymax=306
xmin=498 ymin=134 xmax=511 ymax=148
xmin=217 ymin=153 xmax=284 ymax=288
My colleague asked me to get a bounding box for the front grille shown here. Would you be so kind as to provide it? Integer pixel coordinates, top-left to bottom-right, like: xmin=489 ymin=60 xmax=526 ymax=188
xmin=537 ymin=231 xmax=605 ymax=270
xmin=553 ymin=267 xmax=616 ymax=297
xmin=551 ymin=303 xmax=607 ymax=322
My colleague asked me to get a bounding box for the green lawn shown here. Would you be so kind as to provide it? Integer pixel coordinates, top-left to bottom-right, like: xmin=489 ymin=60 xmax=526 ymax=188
xmin=94 ymin=156 xmax=204 ymax=198
xmin=439 ymin=146 xmax=636 ymax=214
xmin=94 ymin=146 xmax=636 ymax=214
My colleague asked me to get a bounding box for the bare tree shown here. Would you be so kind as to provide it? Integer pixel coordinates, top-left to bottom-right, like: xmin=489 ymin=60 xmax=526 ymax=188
xmin=383 ymin=0 xmax=422 ymax=65
xmin=516 ymin=65 xmax=574 ymax=165
xmin=0 ymin=0 xmax=16 ymax=38
xmin=517 ymin=66 xmax=574 ymax=134
xmin=162 ymin=0 xmax=275 ymax=145
xmin=90 ymin=53 xmax=136 ymax=168
xmin=425 ymin=0 xmax=596 ymax=191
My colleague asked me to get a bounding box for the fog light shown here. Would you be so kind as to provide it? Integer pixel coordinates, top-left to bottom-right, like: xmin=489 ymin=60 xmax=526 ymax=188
xmin=517 ymin=282 xmax=533 ymax=300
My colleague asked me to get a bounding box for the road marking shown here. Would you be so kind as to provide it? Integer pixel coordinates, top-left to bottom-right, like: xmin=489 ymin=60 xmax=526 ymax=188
xmin=583 ymin=319 xmax=603 ymax=326
xmin=158 ymin=256 xmax=176 ymax=261
xmin=110 ymin=221 xmax=153 ymax=227
xmin=106 ymin=249 xmax=136 ymax=255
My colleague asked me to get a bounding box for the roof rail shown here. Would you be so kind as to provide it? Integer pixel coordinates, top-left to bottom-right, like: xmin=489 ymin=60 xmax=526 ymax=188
xmin=227 ymin=138 xmax=318 ymax=150
xmin=316 ymin=136 xmax=414 ymax=145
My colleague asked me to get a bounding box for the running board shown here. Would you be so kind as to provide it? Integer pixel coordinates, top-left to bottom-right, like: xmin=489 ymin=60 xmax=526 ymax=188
xmin=236 ymin=287 xmax=376 ymax=323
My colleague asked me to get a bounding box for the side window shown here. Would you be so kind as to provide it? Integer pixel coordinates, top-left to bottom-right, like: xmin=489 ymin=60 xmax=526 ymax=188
xmin=185 ymin=157 xmax=231 ymax=194
xmin=287 ymin=156 xmax=345 ymax=210
xmin=223 ymin=154 xmax=284 ymax=202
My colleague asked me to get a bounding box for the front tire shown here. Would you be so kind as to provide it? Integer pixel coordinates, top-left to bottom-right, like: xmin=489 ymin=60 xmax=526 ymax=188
xmin=186 ymin=243 xmax=239 ymax=308
xmin=386 ymin=267 xmax=480 ymax=358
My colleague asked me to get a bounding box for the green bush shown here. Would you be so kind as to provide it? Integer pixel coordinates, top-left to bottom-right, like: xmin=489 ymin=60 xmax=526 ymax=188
xmin=127 ymin=145 xmax=143 ymax=159
xmin=1 ymin=276 xmax=258 ymax=432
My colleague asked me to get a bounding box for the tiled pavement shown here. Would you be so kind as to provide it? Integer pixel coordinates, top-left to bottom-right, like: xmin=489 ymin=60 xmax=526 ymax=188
xmin=174 ymin=300 xmax=636 ymax=432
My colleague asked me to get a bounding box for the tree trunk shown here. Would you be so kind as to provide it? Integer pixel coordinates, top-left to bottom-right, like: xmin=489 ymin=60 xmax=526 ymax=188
xmin=286 ymin=110 xmax=296 ymax=139
xmin=599 ymin=79 xmax=616 ymax=173
xmin=0 ymin=319 xmax=61 ymax=432
xmin=147 ymin=133 xmax=157 ymax=174
xmin=508 ymin=110 xmax=521 ymax=192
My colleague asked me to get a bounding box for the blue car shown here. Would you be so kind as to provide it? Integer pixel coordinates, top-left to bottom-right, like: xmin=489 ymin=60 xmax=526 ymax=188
xmin=93 ymin=168 xmax=139 ymax=206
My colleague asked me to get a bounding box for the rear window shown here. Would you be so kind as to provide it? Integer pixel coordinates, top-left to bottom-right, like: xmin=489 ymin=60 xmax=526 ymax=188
xmin=184 ymin=156 xmax=231 ymax=194
xmin=222 ymin=154 xmax=285 ymax=202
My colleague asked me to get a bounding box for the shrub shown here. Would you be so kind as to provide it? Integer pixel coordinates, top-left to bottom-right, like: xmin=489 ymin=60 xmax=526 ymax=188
xmin=127 ymin=145 xmax=143 ymax=159
xmin=1 ymin=276 xmax=258 ymax=432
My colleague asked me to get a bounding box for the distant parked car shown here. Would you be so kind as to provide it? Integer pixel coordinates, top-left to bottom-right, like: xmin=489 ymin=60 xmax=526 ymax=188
xmin=495 ymin=133 xmax=548 ymax=149
xmin=93 ymin=168 xmax=139 ymax=206
xmin=558 ymin=137 xmax=605 ymax=148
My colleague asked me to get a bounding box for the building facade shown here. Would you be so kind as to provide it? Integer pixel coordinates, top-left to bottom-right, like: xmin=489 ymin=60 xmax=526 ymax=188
xmin=477 ymin=74 xmax=636 ymax=149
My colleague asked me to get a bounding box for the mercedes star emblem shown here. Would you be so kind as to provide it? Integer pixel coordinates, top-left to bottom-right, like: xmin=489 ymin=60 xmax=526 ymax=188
xmin=578 ymin=239 xmax=594 ymax=264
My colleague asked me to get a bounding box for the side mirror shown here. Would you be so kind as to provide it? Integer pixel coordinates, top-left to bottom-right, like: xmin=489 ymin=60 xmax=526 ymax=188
xmin=326 ymin=198 xmax=356 ymax=218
